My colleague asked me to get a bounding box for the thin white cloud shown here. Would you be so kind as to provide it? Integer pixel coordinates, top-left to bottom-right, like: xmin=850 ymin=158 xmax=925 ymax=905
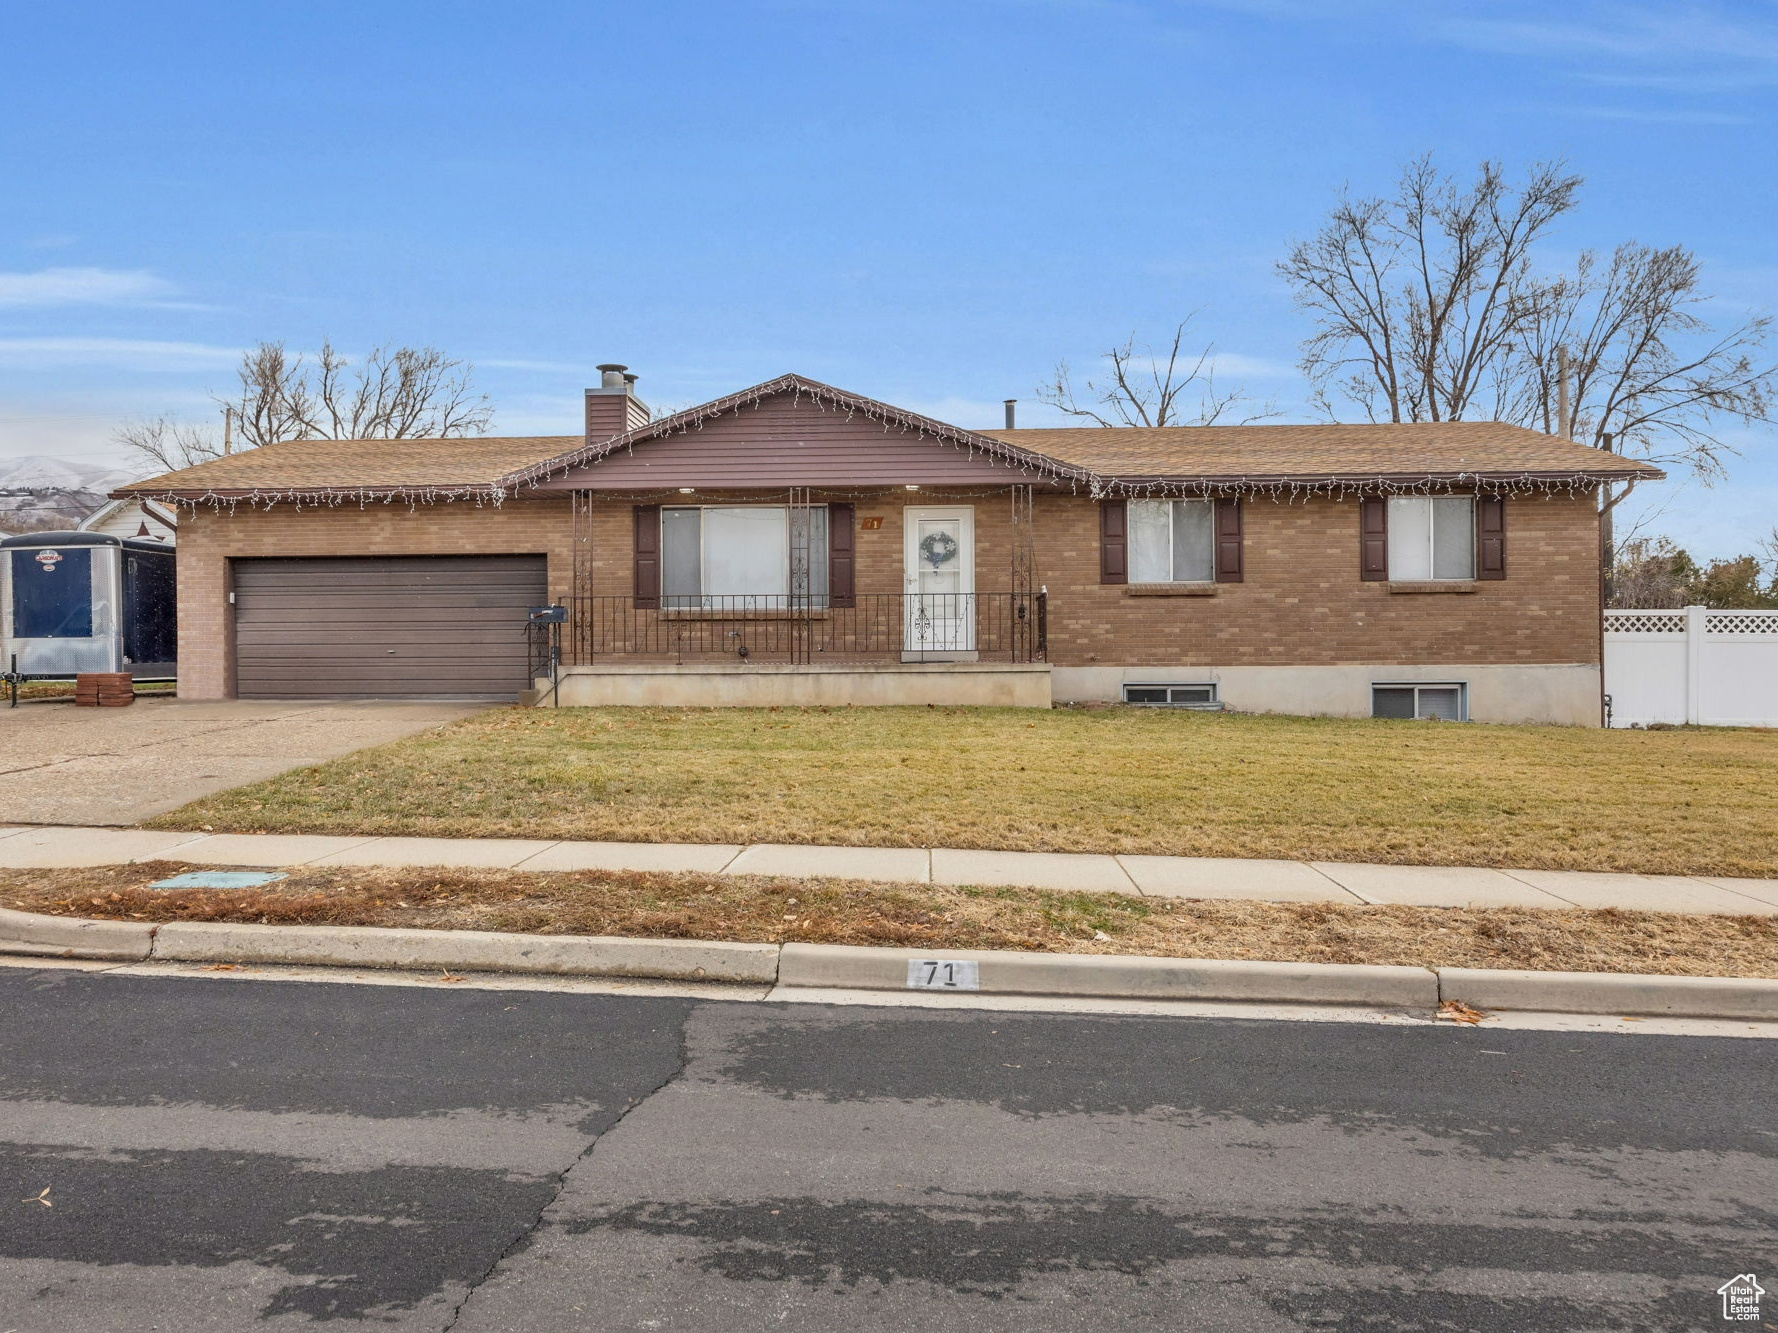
xmin=478 ymin=356 xmax=593 ymax=376
xmin=1439 ymin=9 xmax=1778 ymax=66
xmin=1565 ymin=104 xmax=1751 ymax=125
xmin=1202 ymin=352 xmax=1293 ymax=380
xmin=0 ymin=337 xmax=241 ymax=370
xmin=0 ymin=267 xmax=182 ymax=308
xmin=1428 ymin=3 xmax=1778 ymax=91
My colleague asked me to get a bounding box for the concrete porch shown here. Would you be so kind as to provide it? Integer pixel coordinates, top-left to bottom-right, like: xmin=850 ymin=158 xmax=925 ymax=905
xmin=532 ymin=661 xmax=1053 ymax=708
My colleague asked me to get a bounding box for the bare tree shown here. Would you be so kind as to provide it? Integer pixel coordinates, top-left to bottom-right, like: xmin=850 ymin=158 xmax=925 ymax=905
xmin=1280 ymin=155 xmax=1777 ymax=591
xmin=1607 ymin=537 xmax=1695 ymax=609
xmin=116 ymin=339 xmax=494 ymax=474
xmin=1492 ymin=243 xmax=1774 ymax=564
xmin=114 ymin=415 xmax=227 ymax=474
xmin=1279 ymin=155 xmax=1581 ymax=424
xmin=1038 ymin=318 xmax=1276 ymax=427
xmin=222 ymin=340 xmax=493 ymax=448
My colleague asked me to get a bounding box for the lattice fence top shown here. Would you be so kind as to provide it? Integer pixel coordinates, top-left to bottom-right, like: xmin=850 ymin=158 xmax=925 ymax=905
xmin=1605 ymin=610 xmax=1685 ymax=634
xmin=1707 ymin=610 xmax=1778 ymax=635
xmin=1605 ymin=608 xmax=1778 ymax=635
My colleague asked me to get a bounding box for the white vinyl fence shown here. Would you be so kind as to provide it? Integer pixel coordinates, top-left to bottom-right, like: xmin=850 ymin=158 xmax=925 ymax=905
xmin=1604 ymin=606 xmax=1778 ymax=728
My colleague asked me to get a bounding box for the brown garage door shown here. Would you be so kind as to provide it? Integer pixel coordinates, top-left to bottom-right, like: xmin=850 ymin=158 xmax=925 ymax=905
xmin=233 ymin=555 xmax=547 ymax=700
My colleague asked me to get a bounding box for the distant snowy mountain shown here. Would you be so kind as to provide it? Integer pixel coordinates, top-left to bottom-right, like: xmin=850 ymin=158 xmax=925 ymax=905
xmin=0 ymin=454 xmax=144 ymax=530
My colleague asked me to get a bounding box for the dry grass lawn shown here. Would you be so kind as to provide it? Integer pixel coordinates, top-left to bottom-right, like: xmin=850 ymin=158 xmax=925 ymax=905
xmin=147 ymin=705 xmax=1778 ymax=878
xmin=6 ymin=861 xmax=1777 ymax=978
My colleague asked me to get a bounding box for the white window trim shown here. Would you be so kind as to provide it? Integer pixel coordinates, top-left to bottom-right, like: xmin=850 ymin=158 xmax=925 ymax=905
xmin=1128 ymin=497 xmax=1216 ymax=584
xmin=1387 ymin=495 xmax=1476 ymax=582
xmin=661 ymin=503 xmax=829 ymax=608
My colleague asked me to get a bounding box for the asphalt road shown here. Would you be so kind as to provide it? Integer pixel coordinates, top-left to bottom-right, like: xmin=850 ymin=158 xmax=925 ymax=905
xmin=1 ymin=968 xmax=1773 ymax=1332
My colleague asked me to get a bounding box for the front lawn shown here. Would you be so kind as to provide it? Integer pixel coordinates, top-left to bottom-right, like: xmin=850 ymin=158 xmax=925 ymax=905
xmin=146 ymin=706 xmax=1778 ymax=878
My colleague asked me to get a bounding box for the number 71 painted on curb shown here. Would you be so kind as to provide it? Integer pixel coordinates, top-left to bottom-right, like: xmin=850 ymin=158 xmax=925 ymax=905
xmin=907 ymin=959 xmax=981 ymax=991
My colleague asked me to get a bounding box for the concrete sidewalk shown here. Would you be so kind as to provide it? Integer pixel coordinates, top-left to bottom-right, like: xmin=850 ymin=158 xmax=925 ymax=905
xmin=2 ymin=823 xmax=1775 ymax=915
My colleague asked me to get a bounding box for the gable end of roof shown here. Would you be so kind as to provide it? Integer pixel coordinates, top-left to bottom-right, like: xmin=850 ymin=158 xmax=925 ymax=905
xmin=498 ymin=373 xmax=1097 ymax=490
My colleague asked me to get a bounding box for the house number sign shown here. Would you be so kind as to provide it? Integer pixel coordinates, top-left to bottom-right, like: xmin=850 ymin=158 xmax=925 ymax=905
xmin=906 ymin=958 xmax=980 ymax=991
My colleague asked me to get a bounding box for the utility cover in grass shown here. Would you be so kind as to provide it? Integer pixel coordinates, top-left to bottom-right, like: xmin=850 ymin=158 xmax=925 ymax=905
xmin=148 ymin=871 xmax=287 ymax=890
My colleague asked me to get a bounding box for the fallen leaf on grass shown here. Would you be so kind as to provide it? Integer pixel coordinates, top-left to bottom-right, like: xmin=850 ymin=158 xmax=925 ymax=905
xmin=1438 ymin=999 xmax=1486 ymax=1025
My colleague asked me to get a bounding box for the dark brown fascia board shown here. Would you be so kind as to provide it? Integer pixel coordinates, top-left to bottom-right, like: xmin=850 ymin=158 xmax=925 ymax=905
xmin=497 ymin=372 xmax=1098 ymax=491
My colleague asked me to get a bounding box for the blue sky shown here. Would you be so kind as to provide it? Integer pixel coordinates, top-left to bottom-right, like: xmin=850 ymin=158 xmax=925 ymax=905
xmin=2 ymin=0 xmax=1774 ymax=556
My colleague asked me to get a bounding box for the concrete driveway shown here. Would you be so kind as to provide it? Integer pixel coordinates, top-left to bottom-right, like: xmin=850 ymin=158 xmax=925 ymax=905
xmin=0 ymin=698 xmax=486 ymax=826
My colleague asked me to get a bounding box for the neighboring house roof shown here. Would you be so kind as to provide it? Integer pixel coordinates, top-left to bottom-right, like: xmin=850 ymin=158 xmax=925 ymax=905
xmin=114 ymin=375 xmax=1663 ymax=505
xmin=78 ymin=497 xmax=179 ymax=542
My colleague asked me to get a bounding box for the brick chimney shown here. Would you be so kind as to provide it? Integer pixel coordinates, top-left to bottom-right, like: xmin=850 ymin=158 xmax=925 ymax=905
xmin=585 ymin=363 xmax=651 ymax=442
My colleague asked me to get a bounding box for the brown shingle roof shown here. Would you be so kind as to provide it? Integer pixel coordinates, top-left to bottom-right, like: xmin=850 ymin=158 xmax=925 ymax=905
xmin=115 ymin=389 xmax=1663 ymax=504
xmin=978 ymin=422 xmax=1661 ymax=483
xmin=116 ymin=435 xmax=581 ymax=501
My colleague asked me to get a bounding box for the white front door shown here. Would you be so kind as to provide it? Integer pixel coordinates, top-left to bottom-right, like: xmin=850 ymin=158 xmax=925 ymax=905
xmin=903 ymin=506 xmax=975 ymax=657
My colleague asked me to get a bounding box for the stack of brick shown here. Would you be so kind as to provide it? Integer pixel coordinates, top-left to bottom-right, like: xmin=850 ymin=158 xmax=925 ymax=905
xmin=74 ymin=673 xmax=135 ymax=707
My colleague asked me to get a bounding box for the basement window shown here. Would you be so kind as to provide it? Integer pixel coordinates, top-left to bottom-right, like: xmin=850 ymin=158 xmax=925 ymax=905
xmin=1372 ymin=683 xmax=1467 ymax=721
xmin=1124 ymin=683 xmax=1219 ymax=708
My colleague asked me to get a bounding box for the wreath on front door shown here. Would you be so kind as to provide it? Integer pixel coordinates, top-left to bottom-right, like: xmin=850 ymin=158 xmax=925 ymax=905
xmin=919 ymin=530 xmax=959 ymax=570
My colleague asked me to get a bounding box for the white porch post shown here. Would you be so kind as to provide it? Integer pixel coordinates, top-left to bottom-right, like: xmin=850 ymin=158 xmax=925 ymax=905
xmin=1684 ymin=603 xmax=1706 ymax=726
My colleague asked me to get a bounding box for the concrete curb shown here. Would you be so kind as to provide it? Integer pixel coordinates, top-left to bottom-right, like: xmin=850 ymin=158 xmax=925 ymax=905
xmin=2 ymin=909 xmax=1775 ymax=1019
xmin=1439 ymin=966 xmax=1778 ymax=1021
xmin=0 ymin=906 xmax=156 ymax=961
xmin=150 ymin=921 xmax=780 ymax=983
xmin=778 ymin=942 xmax=1437 ymax=1007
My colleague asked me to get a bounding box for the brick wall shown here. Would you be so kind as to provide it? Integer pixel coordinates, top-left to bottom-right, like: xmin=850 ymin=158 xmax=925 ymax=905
xmin=176 ymin=487 xmax=1599 ymax=697
xmin=1032 ymin=491 xmax=1600 ymax=667
xmin=580 ymin=489 xmax=1023 ymax=600
xmin=176 ymin=498 xmax=573 ymax=698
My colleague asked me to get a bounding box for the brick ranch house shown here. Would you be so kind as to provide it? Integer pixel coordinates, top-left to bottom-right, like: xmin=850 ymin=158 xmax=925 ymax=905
xmin=116 ymin=368 xmax=1659 ymax=724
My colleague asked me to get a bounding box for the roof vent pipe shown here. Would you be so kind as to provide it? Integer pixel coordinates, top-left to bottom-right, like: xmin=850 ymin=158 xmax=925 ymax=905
xmin=597 ymin=363 xmax=628 ymax=390
xmin=1004 ymin=399 xmax=1016 ymax=429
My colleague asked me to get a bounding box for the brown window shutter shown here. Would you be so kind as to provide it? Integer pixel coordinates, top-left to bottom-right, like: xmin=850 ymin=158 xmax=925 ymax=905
xmin=633 ymin=504 xmax=660 ymax=609
xmin=1359 ymin=496 xmax=1388 ymax=581
xmin=1214 ymin=496 xmax=1244 ymax=583
xmin=1099 ymin=500 xmax=1127 ymax=584
xmin=828 ymin=502 xmax=856 ymax=608
xmin=1476 ymin=495 xmax=1506 ymax=580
